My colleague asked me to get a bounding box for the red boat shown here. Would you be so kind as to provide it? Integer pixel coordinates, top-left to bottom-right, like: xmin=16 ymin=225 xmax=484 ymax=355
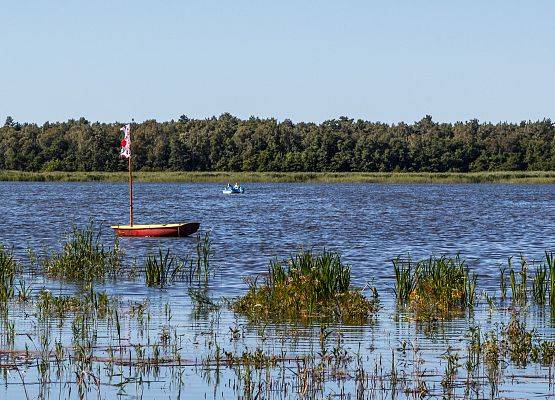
xmin=111 ymin=123 xmax=200 ymax=238
xmin=111 ymin=222 xmax=200 ymax=237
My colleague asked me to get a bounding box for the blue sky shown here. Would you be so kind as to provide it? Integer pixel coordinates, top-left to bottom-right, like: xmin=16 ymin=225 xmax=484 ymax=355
xmin=1 ymin=0 xmax=554 ymax=124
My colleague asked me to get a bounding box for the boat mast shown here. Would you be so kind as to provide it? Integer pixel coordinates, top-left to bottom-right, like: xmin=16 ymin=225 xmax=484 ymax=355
xmin=128 ymin=123 xmax=134 ymax=226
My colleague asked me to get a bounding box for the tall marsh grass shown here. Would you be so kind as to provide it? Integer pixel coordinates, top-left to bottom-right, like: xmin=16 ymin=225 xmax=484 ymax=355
xmin=145 ymin=249 xmax=183 ymax=287
xmin=42 ymin=223 xmax=122 ymax=282
xmin=504 ymin=252 xmax=554 ymax=307
xmin=1 ymin=170 xmax=554 ymax=184
xmin=393 ymin=255 xmax=477 ymax=320
xmin=0 ymin=246 xmax=18 ymax=304
xmin=145 ymin=232 xmax=213 ymax=288
xmin=233 ymin=250 xmax=378 ymax=324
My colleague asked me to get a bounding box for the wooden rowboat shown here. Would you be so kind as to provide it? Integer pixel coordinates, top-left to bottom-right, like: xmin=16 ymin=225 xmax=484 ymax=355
xmin=111 ymin=222 xmax=200 ymax=237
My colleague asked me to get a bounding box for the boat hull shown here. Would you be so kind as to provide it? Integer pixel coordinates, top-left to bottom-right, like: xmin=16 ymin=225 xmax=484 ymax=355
xmin=223 ymin=188 xmax=245 ymax=194
xmin=111 ymin=222 xmax=200 ymax=237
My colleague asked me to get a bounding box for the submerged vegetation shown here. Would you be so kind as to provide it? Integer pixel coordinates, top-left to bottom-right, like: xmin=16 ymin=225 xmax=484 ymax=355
xmin=394 ymin=255 xmax=477 ymax=320
xmin=233 ymin=250 xmax=379 ymax=324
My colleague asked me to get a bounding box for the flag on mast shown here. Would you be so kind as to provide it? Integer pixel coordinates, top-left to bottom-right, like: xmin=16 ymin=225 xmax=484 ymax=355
xmin=120 ymin=124 xmax=131 ymax=158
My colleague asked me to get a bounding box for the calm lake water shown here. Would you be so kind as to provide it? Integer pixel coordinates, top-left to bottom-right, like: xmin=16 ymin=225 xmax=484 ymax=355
xmin=0 ymin=182 xmax=554 ymax=399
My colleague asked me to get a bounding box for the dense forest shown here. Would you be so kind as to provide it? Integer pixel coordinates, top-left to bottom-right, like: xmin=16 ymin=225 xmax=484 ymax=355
xmin=0 ymin=114 xmax=553 ymax=173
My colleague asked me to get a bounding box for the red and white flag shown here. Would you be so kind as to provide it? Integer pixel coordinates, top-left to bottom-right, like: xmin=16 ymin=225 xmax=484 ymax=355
xmin=120 ymin=124 xmax=131 ymax=158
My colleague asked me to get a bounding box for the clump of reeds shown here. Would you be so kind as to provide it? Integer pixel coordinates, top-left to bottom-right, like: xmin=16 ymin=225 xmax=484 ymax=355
xmin=42 ymin=223 xmax=122 ymax=283
xmin=0 ymin=246 xmax=19 ymax=304
xmin=144 ymin=233 xmax=213 ymax=288
xmin=393 ymin=254 xmax=476 ymax=321
xmin=503 ymin=252 xmax=555 ymax=307
xmin=232 ymin=250 xmax=378 ymax=324
xmin=36 ymin=287 xmax=112 ymax=320
xmin=508 ymin=256 xmax=527 ymax=304
xmin=145 ymin=249 xmax=183 ymax=287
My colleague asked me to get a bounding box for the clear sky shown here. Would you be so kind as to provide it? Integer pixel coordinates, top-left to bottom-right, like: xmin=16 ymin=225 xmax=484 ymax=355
xmin=1 ymin=0 xmax=554 ymax=124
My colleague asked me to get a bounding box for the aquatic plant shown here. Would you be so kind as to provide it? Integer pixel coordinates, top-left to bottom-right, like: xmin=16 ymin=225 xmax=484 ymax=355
xmin=42 ymin=223 xmax=122 ymax=282
xmin=477 ymin=313 xmax=555 ymax=379
xmin=194 ymin=232 xmax=212 ymax=284
xmin=502 ymin=252 xmax=555 ymax=307
xmin=441 ymin=347 xmax=459 ymax=391
xmin=532 ymin=263 xmax=548 ymax=305
xmin=145 ymin=249 xmax=182 ymax=287
xmin=531 ymin=339 xmax=555 ymax=366
xmin=393 ymin=254 xmax=477 ymax=320
xmin=0 ymin=246 xmax=18 ymax=304
xmin=508 ymin=256 xmax=527 ymax=304
xmin=499 ymin=266 xmax=507 ymax=301
xmin=145 ymin=233 xmax=213 ymax=288
xmin=548 ymin=252 xmax=555 ymax=309
xmin=233 ymin=250 xmax=378 ymax=324
xmin=504 ymin=317 xmax=534 ymax=366
xmin=36 ymin=287 xmax=112 ymax=320
xmin=393 ymin=257 xmax=416 ymax=304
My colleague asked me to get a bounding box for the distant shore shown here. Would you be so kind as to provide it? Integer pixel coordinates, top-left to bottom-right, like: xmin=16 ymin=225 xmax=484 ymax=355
xmin=1 ymin=170 xmax=554 ymax=184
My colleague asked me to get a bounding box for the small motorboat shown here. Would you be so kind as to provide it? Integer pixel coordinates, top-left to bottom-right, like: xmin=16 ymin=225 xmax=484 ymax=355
xmin=111 ymin=222 xmax=200 ymax=237
xmin=223 ymin=183 xmax=245 ymax=194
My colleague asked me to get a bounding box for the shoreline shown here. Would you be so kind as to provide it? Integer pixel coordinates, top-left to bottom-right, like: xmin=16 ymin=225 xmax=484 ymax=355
xmin=1 ymin=170 xmax=554 ymax=184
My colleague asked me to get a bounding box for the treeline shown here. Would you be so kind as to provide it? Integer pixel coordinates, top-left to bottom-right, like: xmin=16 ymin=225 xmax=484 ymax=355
xmin=0 ymin=114 xmax=553 ymax=172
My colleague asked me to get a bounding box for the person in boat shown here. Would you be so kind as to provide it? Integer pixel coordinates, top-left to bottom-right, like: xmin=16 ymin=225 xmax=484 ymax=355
xmin=234 ymin=182 xmax=240 ymax=190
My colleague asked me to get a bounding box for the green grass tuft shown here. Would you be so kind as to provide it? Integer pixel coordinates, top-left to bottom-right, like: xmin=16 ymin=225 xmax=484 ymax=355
xmin=233 ymin=250 xmax=378 ymax=324
xmin=393 ymin=254 xmax=476 ymax=321
xmin=0 ymin=246 xmax=19 ymax=305
xmin=42 ymin=222 xmax=122 ymax=283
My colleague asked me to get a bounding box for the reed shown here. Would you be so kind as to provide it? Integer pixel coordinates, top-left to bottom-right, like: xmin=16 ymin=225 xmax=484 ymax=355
xmin=145 ymin=249 xmax=182 ymax=287
xmin=233 ymin=250 xmax=378 ymax=324
xmin=499 ymin=266 xmax=507 ymax=301
xmin=500 ymin=252 xmax=555 ymax=307
xmin=2 ymin=170 xmax=555 ymax=184
xmin=193 ymin=232 xmax=212 ymax=284
xmin=508 ymin=256 xmax=528 ymax=304
xmin=393 ymin=254 xmax=477 ymax=320
xmin=532 ymin=264 xmax=548 ymax=305
xmin=36 ymin=287 xmax=111 ymax=320
xmin=0 ymin=246 xmax=18 ymax=304
xmin=548 ymin=252 xmax=555 ymax=309
xmin=42 ymin=223 xmax=122 ymax=282
xmin=393 ymin=257 xmax=415 ymax=304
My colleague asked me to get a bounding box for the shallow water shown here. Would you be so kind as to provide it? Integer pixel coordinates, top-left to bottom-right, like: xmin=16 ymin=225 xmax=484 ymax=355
xmin=0 ymin=182 xmax=554 ymax=399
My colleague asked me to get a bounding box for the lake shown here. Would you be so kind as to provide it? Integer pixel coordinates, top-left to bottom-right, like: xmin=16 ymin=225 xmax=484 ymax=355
xmin=0 ymin=182 xmax=554 ymax=399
